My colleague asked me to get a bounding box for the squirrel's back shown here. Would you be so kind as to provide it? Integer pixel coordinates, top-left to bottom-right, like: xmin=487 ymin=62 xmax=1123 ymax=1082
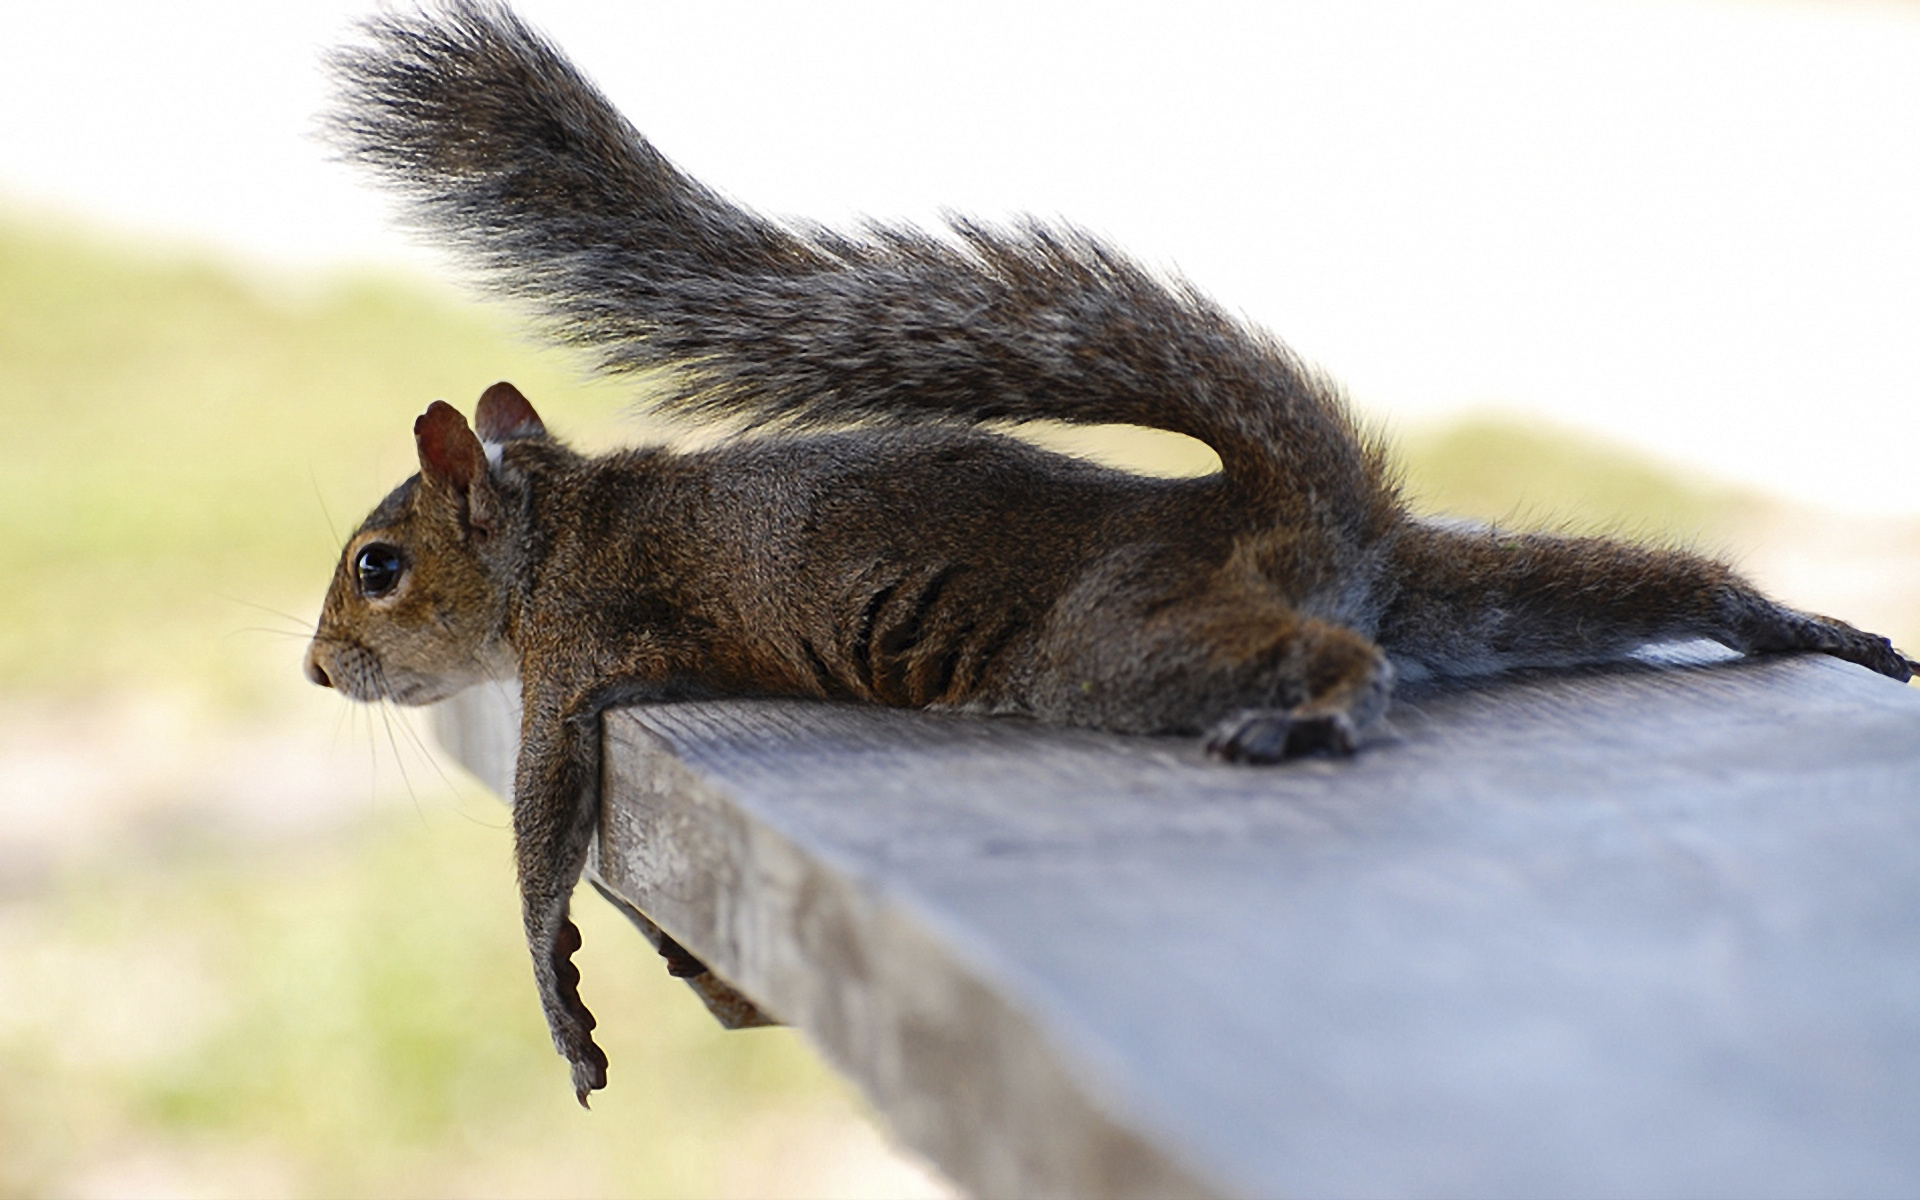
xmin=326 ymin=0 xmax=1402 ymax=543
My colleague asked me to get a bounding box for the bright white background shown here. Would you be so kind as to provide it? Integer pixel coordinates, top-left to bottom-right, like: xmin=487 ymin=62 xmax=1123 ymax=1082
xmin=5 ymin=0 xmax=1916 ymax=514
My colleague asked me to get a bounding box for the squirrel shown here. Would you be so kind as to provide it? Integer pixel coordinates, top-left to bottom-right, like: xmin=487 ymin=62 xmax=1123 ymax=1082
xmin=305 ymin=0 xmax=1917 ymax=1105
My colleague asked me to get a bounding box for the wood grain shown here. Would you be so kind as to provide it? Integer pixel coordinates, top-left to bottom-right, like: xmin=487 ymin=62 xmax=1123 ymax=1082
xmin=437 ymin=648 xmax=1920 ymax=1199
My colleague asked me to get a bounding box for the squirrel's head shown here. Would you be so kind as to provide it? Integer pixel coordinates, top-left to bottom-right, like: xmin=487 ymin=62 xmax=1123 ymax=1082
xmin=305 ymin=381 xmax=548 ymax=705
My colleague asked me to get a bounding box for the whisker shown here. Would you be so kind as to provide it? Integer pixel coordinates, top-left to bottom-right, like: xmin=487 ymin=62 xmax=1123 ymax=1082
xmin=411 ymin=707 xmax=505 ymax=829
xmin=362 ymin=704 xmax=380 ymax=816
xmin=311 ymin=463 xmax=342 ymax=548
xmin=378 ymin=701 xmax=423 ymax=817
xmin=226 ymin=627 xmax=316 ymax=642
xmin=370 ymin=658 xmax=431 ymax=828
xmin=216 ymin=594 xmax=317 ymax=630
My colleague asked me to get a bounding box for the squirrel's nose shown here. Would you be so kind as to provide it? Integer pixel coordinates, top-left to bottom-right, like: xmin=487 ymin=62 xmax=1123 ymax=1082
xmin=305 ymin=650 xmax=333 ymax=689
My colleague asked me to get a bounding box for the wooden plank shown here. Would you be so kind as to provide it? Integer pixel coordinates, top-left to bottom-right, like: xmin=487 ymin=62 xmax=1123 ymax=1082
xmin=436 ymin=649 xmax=1920 ymax=1199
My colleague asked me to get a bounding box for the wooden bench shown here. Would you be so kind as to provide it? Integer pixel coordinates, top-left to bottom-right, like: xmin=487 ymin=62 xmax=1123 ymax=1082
xmin=433 ymin=645 xmax=1920 ymax=1199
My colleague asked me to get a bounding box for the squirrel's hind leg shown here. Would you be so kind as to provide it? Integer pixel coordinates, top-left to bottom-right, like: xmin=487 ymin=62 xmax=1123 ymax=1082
xmin=1196 ymin=618 xmax=1395 ymax=763
xmin=1031 ymin=572 xmax=1396 ymax=762
xmin=1379 ymin=521 xmax=1915 ymax=683
xmin=1719 ymin=587 xmax=1915 ymax=681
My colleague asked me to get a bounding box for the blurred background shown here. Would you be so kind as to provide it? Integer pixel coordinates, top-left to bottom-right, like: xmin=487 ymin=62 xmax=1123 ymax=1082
xmin=1 ymin=0 xmax=1915 ymax=1196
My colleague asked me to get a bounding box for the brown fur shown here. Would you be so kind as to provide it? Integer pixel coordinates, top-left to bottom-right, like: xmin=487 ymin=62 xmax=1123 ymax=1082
xmin=307 ymin=381 xmax=1913 ymax=1104
xmin=307 ymin=3 xmax=1917 ymax=1102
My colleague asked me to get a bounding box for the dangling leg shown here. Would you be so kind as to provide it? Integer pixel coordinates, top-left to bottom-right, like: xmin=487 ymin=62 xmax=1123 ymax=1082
xmin=513 ymin=688 xmax=611 ymax=1106
xmin=1377 ymin=521 xmax=1916 ymax=682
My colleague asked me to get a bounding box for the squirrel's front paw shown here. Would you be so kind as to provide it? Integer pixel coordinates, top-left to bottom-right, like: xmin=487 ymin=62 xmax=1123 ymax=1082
xmin=545 ymin=917 xmax=610 ymax=1106
xmin=1204 ymin=708 xmax=1356 ymax=764
xmin=568 ymin=1041 xmax=609 ymax=1106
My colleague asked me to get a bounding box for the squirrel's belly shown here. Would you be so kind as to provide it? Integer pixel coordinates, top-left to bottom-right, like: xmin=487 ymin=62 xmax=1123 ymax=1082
xmin=767 ymin=559 xmax=1042 ymax=710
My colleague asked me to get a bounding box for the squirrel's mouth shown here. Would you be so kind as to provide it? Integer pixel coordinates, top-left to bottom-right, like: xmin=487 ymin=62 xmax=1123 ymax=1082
xmin=304 ymin=638 xmax=429 ymax=705
xmin=380 ymin=674 xmax=463 ymax=707
xmin=306 ymin=631 xmax=503 ymax=708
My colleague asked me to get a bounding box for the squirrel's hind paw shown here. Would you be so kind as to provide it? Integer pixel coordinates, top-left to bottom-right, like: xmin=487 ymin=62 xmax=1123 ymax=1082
xmin=1204 ymin=708 xmax=1357 ymax=764
xmin=1733 ymin=599 xmax=1914 ymax=682
xmin=1834 ymin=631 xmax=1914 ymax=682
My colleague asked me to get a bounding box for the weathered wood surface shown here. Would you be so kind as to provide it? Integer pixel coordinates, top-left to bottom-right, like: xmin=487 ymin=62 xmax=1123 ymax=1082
xmin=434 ymin=647 xmax=1920 ymax=1200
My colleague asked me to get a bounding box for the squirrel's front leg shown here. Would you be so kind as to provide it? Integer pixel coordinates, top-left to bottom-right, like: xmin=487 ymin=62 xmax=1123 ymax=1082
xmin=514 ymin=687 xmax=611 ymax=1105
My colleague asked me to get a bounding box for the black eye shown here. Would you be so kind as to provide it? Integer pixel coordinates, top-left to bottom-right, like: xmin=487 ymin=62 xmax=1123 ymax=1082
xmin=355 ymin=543 xmax=406 ymax=598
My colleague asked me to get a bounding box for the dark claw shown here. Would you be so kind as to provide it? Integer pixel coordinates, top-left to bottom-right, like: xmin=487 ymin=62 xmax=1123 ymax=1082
xmin=1204 ymin=712 xmax=1292 ymax=763
xmin=572 ymin=1047 xmax=608 ymax=1108
xmin=1204 ymin=709 xmax=1356 ymax=764
xmin=1844 ymin=633 xmax=1913 ymax=682
xmin=1761 ymin=607 xmax=1914 ymax=682
xmin=1285 ymin=713 xmax=1358 ymax=756
xmin=656 ymin=930 xmax=710 ymax=979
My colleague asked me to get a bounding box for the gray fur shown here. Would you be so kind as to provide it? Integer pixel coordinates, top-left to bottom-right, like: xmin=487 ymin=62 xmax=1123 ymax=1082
xmin=309 ymin=2 xmax=1917 ymax=1103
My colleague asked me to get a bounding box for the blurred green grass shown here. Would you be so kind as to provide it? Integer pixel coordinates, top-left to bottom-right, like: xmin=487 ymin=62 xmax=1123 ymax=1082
xmin=1394 ymin=417 xmax=1764 ymax=542
xmin=0 ymin=216 xmax=649 ymax=708
xmin=1 ymin=213 xmax=1904 ymax=1198
xmin=0 ymin=812 xmax=849 ymax=1199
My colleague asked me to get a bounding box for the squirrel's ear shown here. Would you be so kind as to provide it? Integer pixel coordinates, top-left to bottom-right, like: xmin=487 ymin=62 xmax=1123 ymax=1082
xmin=414 ymin=401 xmax=486 ymax=491
xmin=475 ymin=381 xmax=547 ymax=442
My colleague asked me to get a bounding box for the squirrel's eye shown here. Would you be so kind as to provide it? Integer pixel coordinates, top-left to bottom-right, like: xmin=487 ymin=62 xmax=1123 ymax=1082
xmin=355 ymin=543 xmax=406 ymax=598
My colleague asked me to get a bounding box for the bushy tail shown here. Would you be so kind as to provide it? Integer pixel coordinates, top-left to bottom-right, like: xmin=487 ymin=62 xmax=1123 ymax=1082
xmin=327 ymin=0 xmax=1394 ymax=525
